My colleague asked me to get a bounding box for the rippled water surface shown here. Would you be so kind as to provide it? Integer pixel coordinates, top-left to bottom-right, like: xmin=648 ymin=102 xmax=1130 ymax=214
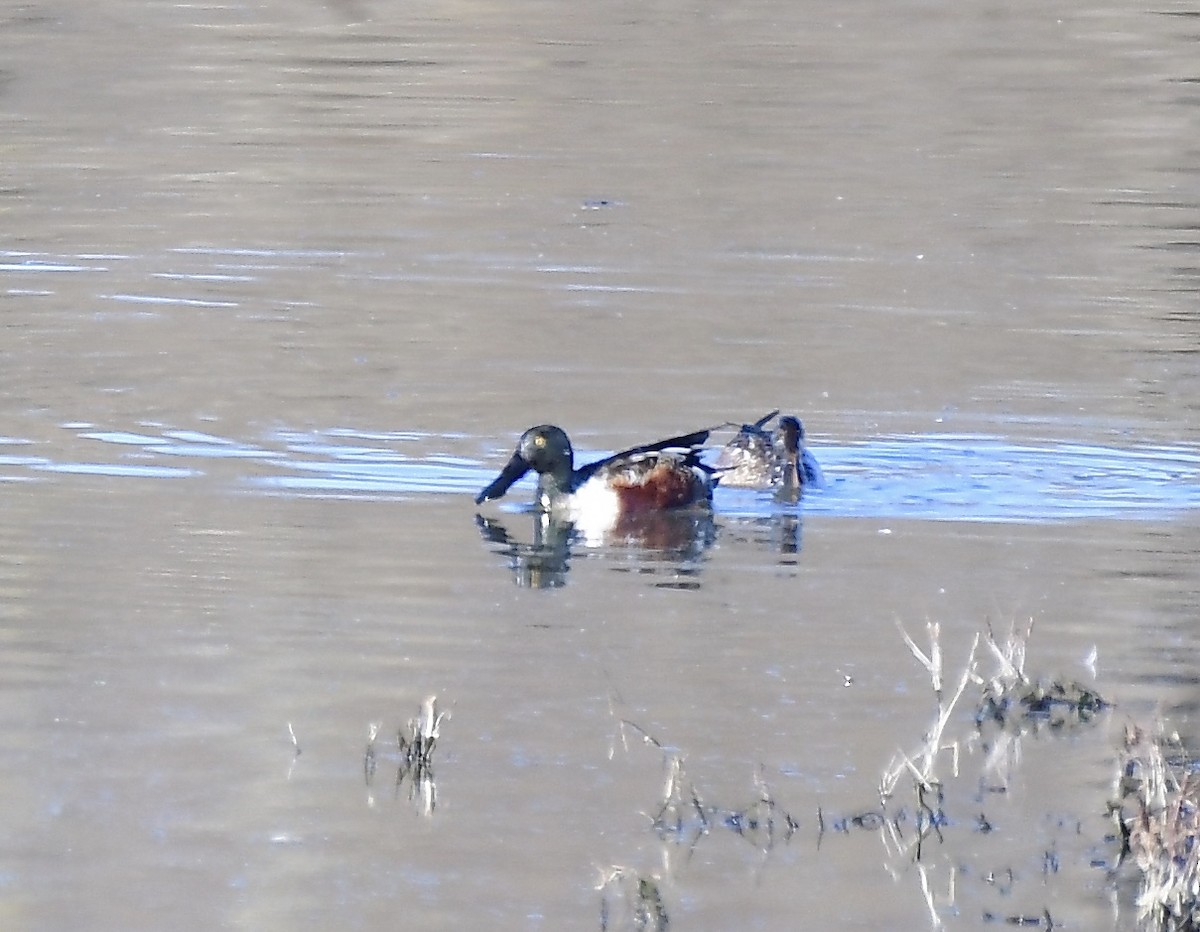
xmin=4 ymin=1 xmax=1200 ymax=929
xmin=10 ymin=422 xmax=1200 ymax=523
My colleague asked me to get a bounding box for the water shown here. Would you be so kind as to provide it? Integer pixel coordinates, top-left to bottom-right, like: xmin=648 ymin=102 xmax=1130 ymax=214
xmin=17 ymin=422 xmax=1200 ymax=522
xmin=4 ymin=1 xmax=1200 ymax=929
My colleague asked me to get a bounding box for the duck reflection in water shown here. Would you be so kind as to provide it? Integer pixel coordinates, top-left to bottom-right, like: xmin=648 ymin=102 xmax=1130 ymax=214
xmin=476 ymin=512 xmax=573 ymax=589
xmin=720 ymin=511 xmax=805 ymax=561
xmin=475 ymin=424 xmax=719 ymax=588
xmin=476 ymin=508 xmax=717 ymax=589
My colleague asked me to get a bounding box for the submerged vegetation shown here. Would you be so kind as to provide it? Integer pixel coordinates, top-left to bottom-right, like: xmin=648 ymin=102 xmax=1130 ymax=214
xmin=364 ymin=694 xmax=448 ymax=816
xmin=597 ymin=866 xmax=669 ymax=932
xmin=347 ymin=637 xmax=1200 ymax=929
xmin=972 ymin=619 xmax=1108 ymax=731
xmin=600 ymin=619 xmax=1129 ymax=929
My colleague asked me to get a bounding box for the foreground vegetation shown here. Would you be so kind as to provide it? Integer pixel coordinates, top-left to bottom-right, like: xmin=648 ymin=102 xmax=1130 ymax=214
xmin=597 ymin=620 xmax=1200 ymax=930
xmin=372 ymin=631 xmax=1200 ymax=930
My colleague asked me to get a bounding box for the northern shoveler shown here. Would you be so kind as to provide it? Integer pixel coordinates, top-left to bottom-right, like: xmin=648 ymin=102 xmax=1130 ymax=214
xmin=475 ymin=425 xmax=716 ymax=523
xmin=715 ymin=410 xmax=824 ymax=489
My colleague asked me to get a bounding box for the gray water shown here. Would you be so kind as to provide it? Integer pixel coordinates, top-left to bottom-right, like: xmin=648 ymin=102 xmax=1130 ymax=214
xmin=3 ymin=1 xmax=1200 ymax=929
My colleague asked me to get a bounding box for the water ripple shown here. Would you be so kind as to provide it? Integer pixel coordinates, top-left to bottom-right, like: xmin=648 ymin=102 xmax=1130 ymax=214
xmin=6 ymin=427 xmax=1199 ymax=522
xmin=800 ymin=436 xmax=1200 ymax=522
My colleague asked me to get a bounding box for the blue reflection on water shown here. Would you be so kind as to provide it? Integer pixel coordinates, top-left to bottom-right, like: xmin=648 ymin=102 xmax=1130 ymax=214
xmin=12 ymin=426 xmax=1200 ymax=523
xmin=803 ymin=436 xmax=1200 ymax=522
xmin=266 ymin=430 xmax=1200 ymax=523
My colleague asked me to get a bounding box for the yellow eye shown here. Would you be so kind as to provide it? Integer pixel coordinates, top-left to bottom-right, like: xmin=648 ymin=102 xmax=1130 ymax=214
xmin=534 ymin=435 xmax=546 ymax=448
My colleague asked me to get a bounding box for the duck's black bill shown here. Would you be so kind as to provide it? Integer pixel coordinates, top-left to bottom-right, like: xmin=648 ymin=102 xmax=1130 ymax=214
xmin=475 ymin=453 xmax=530 ymax=505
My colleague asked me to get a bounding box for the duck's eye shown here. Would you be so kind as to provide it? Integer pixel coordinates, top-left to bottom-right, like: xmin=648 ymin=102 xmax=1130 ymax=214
xmin=534 ymin=435 xmax=546 ymax=449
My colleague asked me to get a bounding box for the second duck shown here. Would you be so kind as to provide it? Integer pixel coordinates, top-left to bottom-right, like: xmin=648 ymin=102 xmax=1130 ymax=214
xmin=715 ymin=410 xmax=823 ymax=490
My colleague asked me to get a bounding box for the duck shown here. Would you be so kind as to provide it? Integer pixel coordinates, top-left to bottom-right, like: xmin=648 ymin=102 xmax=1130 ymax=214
xmin=715 ymin=410 xmax=823 ymax=489
xmin=475 ymin=425 xmax=716 ymax=524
